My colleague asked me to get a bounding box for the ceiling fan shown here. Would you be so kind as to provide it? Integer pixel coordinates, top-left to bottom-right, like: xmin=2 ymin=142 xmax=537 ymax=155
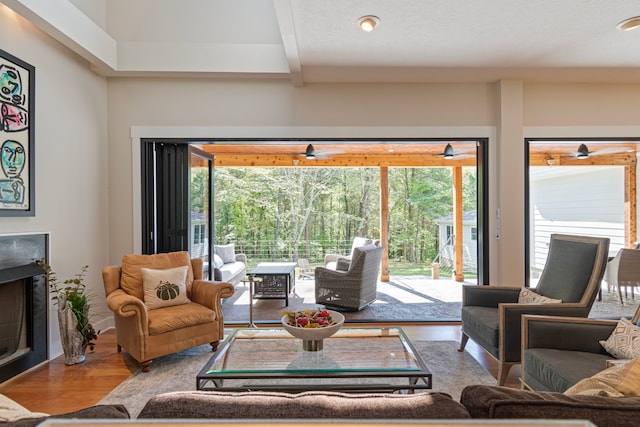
xmin=298 ymin=144 xmax=343 ymax=160
xmin=570 ymin=143 xmax=632 ymax=159
xmin=437 ymin=143 xmax=475 ymax=160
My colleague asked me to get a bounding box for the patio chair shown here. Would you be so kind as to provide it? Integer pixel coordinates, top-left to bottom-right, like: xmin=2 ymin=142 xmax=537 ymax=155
xmin=315 ymin=244 xmax=384 ymax=311
xmin=297 ymin=258 xmax=314 ymax=279
xmin=604 ymin=248 xmax=640 ymax=305
xmin=323 ymin=237 xmax=373 ymax=270
xmin=458 ymin=234 xmax=610 ymax=386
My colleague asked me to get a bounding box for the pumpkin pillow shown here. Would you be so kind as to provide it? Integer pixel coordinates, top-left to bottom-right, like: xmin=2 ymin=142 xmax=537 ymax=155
xmin=141 ymin=266 xmax=191 ymax=309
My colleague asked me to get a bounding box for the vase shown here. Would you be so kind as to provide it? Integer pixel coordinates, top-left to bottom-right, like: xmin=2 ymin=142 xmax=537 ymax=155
xmin=57 ymin=295 xmax=86 ymax=365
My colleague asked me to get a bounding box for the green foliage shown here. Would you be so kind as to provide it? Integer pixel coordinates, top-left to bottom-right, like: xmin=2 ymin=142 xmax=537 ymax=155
xmin=38 ymin=262 xmax=98 ymax=351
xmin=211 ymin=166 xmax=477 ymax=266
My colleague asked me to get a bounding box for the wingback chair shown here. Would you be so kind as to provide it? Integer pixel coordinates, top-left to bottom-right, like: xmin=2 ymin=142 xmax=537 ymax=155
xmin=102 ymin=251 xmax=234 ymax=372
xmin=458 ymin=234 xmax=610 ymax=386
xmin=315 ymin=244 xmax=384 ymax=311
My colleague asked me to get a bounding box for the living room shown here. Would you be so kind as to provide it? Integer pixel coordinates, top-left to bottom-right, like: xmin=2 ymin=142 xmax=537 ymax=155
xmin=1 ymin=1 xmax=640 ymax=425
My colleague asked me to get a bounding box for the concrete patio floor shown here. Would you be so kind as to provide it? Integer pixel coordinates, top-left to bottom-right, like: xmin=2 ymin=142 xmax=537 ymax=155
xmin=222 ymin=275 xmax=638 ymax=325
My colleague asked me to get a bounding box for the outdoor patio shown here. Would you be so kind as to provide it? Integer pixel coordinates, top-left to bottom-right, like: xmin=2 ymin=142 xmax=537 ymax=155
xmin=221 ymin=275 xmax=639 ymax=325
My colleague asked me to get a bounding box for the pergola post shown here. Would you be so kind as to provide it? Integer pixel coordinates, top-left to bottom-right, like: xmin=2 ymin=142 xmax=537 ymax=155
xmin=380 ymin=166 xmax=390 ymax=281
xmin=625 ymin=164 xmax=637 ymax=248
xmin=453 ymin=166 xmax=465 ymax=281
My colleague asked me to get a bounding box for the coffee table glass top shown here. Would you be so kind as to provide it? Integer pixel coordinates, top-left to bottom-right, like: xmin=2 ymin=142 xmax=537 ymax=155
xmin=197 ymin=327 xmax=432 ymax=392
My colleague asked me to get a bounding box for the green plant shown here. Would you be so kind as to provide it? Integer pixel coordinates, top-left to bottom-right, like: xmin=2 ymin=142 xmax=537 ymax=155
xmin=39 ymin=262 xmax=99 ymax=351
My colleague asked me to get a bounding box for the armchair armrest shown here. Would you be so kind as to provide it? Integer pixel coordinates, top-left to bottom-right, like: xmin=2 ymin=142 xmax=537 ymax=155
xmin=105 ymin=289 xmax=149 ymax=334
xmin=523 ymin=314 xmax=618 ymax=354
xmin=191 ymin=280 xmax=235 ymax=311
xmin=315 ymin=266 xmax=348 ymax=281
xmin=499 ymin=303 xmax=593 ymax=362
xmin=235 ymin=253 xmax=247 ymax=264
xmin=336 ymin=256 xmax=351 ymax=271
xmin=462 ymin=285 xmax=521 ymax=307
xmin=324 ymin=254 xmax=340 ymax=266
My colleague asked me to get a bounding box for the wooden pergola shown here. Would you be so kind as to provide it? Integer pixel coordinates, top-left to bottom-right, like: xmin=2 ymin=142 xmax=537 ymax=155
xmin=197 ymin=141 xmax=638 ymax=282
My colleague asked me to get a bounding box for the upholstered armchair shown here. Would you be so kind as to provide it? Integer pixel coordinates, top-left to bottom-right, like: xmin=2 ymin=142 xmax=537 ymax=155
xmin=604 ymin=248 xmax=640 ymax=305
xmin=315 ymin=244 xmax=384 ymax=311
xmin=458 ymin=234 xmax=610 ymax=386
xmin=102 ymin=251 xmax=234 ymax=372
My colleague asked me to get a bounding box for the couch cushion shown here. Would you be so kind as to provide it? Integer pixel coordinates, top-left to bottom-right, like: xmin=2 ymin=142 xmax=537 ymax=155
xmin=147 ymin=302 xmax=215 ymax=335
xmin=215 ymin=244 xmax=236 ymax=264
xmin=3 ymin=405 xmax=130 ymax=427
xmin=121 ymin=252 xmax=193 ymax=300
xmin=524 ymin=348 xmax=612 ymax=392
xmin=599 ymin=317 xmax=640 ymax=359
xmin=461 ymin=306 xmax=499 ymax=358
xmin=138 ymin=390 xmax=471 ymax=420
xmin=217 ymin=261 xmax=245 ymax=283
xmin=460 ymin=384 xmax=640 ymax=427
xmin=141 ymin=266 xmax=191 ymax=309
xmin=564 ymin=359 xmax=640 ymax=397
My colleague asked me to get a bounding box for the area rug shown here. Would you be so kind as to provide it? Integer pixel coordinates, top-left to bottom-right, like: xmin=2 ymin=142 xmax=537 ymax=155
xmin=98 ymin=340 xmax=496 ymax=418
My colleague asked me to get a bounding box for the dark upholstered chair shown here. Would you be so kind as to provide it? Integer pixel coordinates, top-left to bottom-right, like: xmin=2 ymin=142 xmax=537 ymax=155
xmin=458 ymin=234 xmax=610 ymax=386
xmin=315 ymin=244 xmax=384 ymax=311
xmin=522 ymin=305 xmax=640 ymax=392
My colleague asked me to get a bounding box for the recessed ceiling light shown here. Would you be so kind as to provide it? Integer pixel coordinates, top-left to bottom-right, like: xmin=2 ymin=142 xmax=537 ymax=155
xmin=358 ymin=15 xmax=380 ymax=32
xmin=617 ymin=16 xmax=640 ymax=31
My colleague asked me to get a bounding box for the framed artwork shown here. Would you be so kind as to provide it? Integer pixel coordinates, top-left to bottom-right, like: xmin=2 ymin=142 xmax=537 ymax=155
xmin=0 ymin=49 xmax=34 ymax=216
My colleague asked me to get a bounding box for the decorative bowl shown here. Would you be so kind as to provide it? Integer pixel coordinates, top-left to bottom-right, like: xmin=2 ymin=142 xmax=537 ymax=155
xmin=281 ymin=309 xmax=345 ymax=351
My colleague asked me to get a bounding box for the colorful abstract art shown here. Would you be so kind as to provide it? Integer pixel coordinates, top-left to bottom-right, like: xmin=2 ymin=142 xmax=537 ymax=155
xmin=0 ymin=49 xmax=34 ymax=216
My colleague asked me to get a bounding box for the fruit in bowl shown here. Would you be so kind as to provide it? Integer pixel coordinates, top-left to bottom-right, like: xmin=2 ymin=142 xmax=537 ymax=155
xmin=281 ymin=308 xmax=345 ymax=344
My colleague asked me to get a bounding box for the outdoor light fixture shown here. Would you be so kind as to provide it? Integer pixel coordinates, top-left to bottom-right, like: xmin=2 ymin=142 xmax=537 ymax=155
xmin=617 ymin=16 xmax=640 ymax=31
xmin=439 ymin=143 xmax=455 ymax=160
xmin=358 ymin=15 xmax=380 ymax=32
xmin=576 ymin=143 xmax=590 ymax=159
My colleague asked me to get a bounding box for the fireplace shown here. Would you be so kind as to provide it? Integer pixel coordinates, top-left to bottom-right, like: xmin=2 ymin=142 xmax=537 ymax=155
xmin=0 ymin=234 xmax=48 ymax=383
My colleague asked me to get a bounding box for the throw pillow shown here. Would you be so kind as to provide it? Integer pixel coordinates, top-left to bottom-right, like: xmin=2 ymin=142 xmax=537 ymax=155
xmin=0 ymin=394 xmax=49 ymax=422
xmin=141 ymin=266 xmax=190 ymax=310
xmin=518 ymin=288 xmax=562 ymax=304
xmin=213 ymin=254 xmax=224 ymax=269
xmin=599 ymin=317 xmax=640 ymax=359
xmin=564 ymin=359 xmax=640 ymax=397
xmin=215 ymin=244 xmax=236 ymax=264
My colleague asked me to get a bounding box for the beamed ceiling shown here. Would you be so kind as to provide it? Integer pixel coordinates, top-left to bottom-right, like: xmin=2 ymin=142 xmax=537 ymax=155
xmin=194 ymin=141 xmax=640 ymax=168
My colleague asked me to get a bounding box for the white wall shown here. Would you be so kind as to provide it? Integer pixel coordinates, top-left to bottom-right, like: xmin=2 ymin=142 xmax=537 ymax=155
xmin=0 ymin=5 xmax=109 ymax=359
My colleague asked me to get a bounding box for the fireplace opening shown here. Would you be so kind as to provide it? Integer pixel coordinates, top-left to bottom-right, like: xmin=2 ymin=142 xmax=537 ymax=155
xmin=0 ymin=234 xmax=48 ymax=384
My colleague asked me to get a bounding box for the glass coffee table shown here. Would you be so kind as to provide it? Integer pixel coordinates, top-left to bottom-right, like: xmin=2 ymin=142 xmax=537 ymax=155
xmin=196 ymin=327 xmax=432 ymax=393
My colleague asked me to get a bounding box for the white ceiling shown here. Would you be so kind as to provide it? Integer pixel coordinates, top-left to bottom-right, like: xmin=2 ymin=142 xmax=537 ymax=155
xmin=5 ymin=0 xmax=640 ymax=86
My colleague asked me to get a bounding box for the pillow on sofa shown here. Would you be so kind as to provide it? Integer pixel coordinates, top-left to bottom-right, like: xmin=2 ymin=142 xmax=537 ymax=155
xmin=215 ymin=244 xmax=236 ymax=264
xmin=0 ymin=394 xmax=48 ymax=422
xmin=599 ymin=317 xmax=640 ymax=359
xmin=518 ymin=288 xmax=562 ymax=304
xmin=141 ymin=266 xmax=190 ymax=309
xmin=213 ymin=254 xmax=224 ymax=269
xmin=564 ymin=359 xmax=640 ymax=397
xmin=460 ymin=384 xmax=640 ymax=427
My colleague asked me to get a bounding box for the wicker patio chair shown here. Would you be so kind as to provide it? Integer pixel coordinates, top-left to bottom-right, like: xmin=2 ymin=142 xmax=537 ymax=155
xmin=315 ymin=244 xmax=384 ymax=311
xmin=604 ymin=248 xmax=640 ymax=305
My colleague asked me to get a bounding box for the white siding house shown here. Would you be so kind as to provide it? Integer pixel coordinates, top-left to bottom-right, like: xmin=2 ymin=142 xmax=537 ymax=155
xmin=435 ymin=210 xmax=478 ymax=273
xmin=529 ymin=166 xmax=624 ymax=278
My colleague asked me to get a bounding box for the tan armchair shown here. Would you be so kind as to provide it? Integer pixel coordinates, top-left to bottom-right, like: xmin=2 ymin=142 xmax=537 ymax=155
xmin=102 ymin=251 xmax=234 ymax=372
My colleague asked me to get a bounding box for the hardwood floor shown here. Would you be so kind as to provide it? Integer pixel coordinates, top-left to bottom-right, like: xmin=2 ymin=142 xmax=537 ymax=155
xmin=0 ymin=324 xmax=520 ymax=415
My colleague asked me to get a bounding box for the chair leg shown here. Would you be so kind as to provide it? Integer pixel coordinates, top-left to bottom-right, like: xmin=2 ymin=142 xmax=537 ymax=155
xmin=140 ymin=360 xmax=152 ymax=372
xmin=619 ymin=285 xmax=625 ymax=305
xmin=211 ymin=341 xmax=220 ymax=351
xmin=117 ymin=344 xmax=122 ymax=353
xmin=497 ymin=362 xmax=516 ymax=386
xmin=458 ymin=332 xmax=469 ymax=352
